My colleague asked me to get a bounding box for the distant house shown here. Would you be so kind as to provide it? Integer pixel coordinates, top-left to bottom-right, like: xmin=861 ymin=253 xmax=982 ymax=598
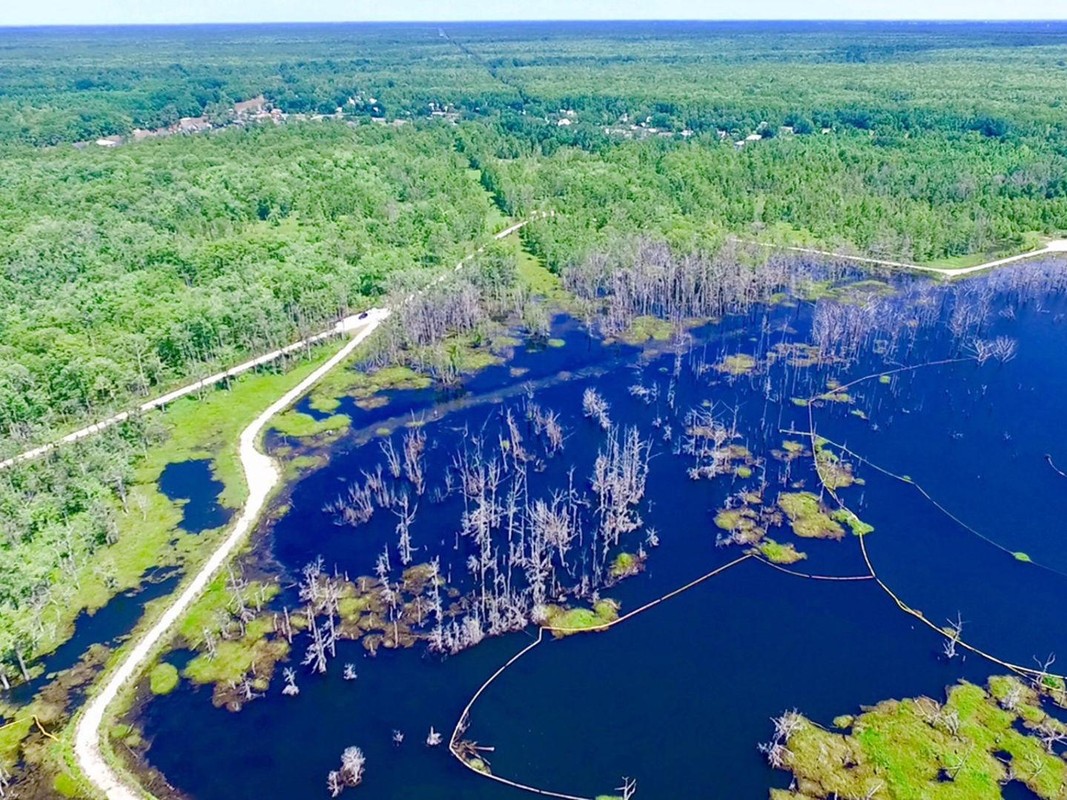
xmin=556 ymin=118 xmax=573 ymax=127
xmin=95 ymin=135 xmax=123 ymax=148
xmin=177 ymin=116 xmax=211 ymax=134
xmin=233 ymin=95 xmax=268 ymax=117
xmin=745 ymin=133 xmax=763 ymax=142
xmin=131 ymin=129 xmax=155 ymax=141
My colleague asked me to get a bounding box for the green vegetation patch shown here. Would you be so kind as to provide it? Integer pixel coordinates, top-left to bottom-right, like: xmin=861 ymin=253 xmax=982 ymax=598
xmin=714 ymin=353 xmax=759 ymax=376
xmin=0 ymin=715 xmax=34 ymax=771
xmin=272 ymin=410 xmax=351 ymax=440
xmin=308 ymin=363 xmax=433 ymax=414
xmin=149 ymin=662 xmax=180 ymax=695
xmin=814 ymin=443 xmax=857 ymax=490
xmin=777 ymin=492 xmax=845 ymax=540
xmin=620 ymin=315 xmax=674 ymax=344
xmin=608 ymin=551 xmax=646 ymax=581
xmin=177 ymin=573 xmax=288 ymax=707
xmin=544 ymin=599 xmax=620 ymax=636
xmin=816 ymin=389 xmax=854 ymax=404
xmin=772 ymin=677 xmax=1067 ymax=800
xmin=715 ymin=507 xmax=766 ymax=544
xmin=52 ymin=772 xmax=81 ymax=798
xmin=756 ymin=539 xmax=808 ymax=565
xmin=182 ymin=634 xmax=289 ymax=702
xmin=831 ymin=508 xmax=874 ymax=536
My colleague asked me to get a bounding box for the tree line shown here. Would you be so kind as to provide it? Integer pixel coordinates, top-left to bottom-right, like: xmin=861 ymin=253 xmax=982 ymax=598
xmin=0 ymin=123 xmax=498 ymax=448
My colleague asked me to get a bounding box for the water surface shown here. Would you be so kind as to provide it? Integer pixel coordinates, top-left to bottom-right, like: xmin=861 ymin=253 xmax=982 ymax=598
xmin=139 ymin=263 xmax=1067 ymax=799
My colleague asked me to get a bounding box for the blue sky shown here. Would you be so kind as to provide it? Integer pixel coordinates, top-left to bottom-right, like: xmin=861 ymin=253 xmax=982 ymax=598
xmin=2 ymin=0 xmax=1065 ymax=26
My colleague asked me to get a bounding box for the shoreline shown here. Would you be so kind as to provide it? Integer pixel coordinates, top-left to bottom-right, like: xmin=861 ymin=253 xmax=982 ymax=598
xmin=69 ymin=216 xmax=536 ymax=800
xmin=72 ymin=310 xmax=389 ymax=800
xmin=759 ymin=238 xmax=1067 ymax=277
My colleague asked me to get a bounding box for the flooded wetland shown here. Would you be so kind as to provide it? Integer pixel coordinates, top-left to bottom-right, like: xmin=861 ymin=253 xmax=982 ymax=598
xmin=131 ymin=257 xmax=1067 ymax=800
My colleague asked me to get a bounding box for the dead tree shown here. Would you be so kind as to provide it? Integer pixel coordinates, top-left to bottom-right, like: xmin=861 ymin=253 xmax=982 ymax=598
xmin=393 ymin=493 xmax=418 ymax=566
xmin=1033 ymin=653 xmax=1057 ymax=692
xmin=616 ymin=777 xmax=637 ymax=800
xmin=380 ymin=439 xmax=402 ymax=479
xmin=970 ymin=336 xmax=1018 ymax=364
xmin=282 ymin=667 xmax=300 ymax=696
xmin=943 ymin=613 xmax=964 ymax=660
xmin=582 ymin=387 xmax=612 ymax=430
xmin=327 ymin=745 xmax=365 ymax=796
xmin=402 ymin=428 xmax=427 ymax=495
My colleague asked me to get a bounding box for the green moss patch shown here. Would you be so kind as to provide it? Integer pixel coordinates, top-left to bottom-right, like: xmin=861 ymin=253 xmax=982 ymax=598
xmin=756 ymin=539 xmax=808 ymax=565
xmin=52 ymin=772 xmax=81 ymax=797
xmin=777 ymin=492 xmax=845 ymax=540
xmin=831 ymin=508 xmax=874 ymax=536
xmin=609 ymin=552 xmax=646 ymax=581
xmin=772 ymin=677 xmax=1067 ymax=800
xmin=272 ymin=410 xmax=351 ymax=440
xmin=149 ymin=663 xmax=180 ymax=695
xmin=715 ymin=506 xmax=766 ymax=544
xmin=814 ymin=443 xmax=857 ymax=490
xmin=715 ymin=353 xmax=759 ymax=376
xmin=544 ymin=599 xmax=620 ymax=636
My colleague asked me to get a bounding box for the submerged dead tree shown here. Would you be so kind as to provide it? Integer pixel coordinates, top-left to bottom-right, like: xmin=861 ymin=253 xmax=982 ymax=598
xmin=564 ymin=237 xmax=813 ymax=336
xmin=591 ymin=426 xmax=651 ymax=556
xmin=582 ymin=387 xmax=611 ymax=430
xmin=327 ymin=746 xmax=365 ymax=796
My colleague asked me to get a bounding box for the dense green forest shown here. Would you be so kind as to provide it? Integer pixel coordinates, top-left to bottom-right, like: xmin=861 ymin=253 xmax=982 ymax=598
xmin=2 ymin=20 xmax=1067 ymax=795
xmin=474 ymin=129 xmax=1067 ymax=267
xmin=5 ymin=22 xmax=1067 ymax=144
xmin=0 ymin=123 xmax=495 ymax=442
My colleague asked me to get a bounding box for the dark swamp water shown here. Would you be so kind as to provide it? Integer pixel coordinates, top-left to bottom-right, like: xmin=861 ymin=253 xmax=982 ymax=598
xmin=137 ymin=262 xmax=1067 ymax=800
xmin=1 ymin=571 xmax=181 ymax=710
xmin=158 ymin=458 xmax=231 ymax=534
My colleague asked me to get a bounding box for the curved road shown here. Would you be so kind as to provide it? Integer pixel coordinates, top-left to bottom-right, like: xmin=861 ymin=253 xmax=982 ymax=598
xmin=70 ymin=217 xmax=540 ymax=799
xmin=765 ymin=238 xmax=1067 ymax=277
xmin=73 ymin=308 xmax=389 ymax=800
xmin=0 ymin=315 xmax=373 ymax=472
xmin=49 ymin=223 xmax=1067 ymax=798
xmin=2 ymin=216 xmax=543 ymax=474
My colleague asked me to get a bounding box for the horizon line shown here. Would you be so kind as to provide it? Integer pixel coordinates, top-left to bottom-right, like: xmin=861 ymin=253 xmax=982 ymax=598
xmin=3 ymin=17 xmax=1067 ymax=30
